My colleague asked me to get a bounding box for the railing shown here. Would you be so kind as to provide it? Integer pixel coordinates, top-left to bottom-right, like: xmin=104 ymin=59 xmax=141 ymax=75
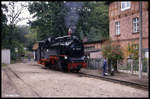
xmin=117 ymin=59 xmax=149 ymax=75
xmin=85 ymin=58 xmax=149 ymax=76
xmin=86 ymin=58 xmax=104 ymax=70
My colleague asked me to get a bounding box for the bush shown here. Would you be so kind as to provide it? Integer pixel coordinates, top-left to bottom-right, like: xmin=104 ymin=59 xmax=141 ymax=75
xmin=101 ymin=39 xmax=123 ymax=72
xmin=102 ymin=40 xmax=123 ymax=60
xmin=11 ymin=40 xmax=25 ymax=60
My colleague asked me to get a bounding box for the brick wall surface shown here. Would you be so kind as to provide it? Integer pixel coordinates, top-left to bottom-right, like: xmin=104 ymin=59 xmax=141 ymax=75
xmin=83 ymin=1 xmax=148 ymax=59
xmin=109 ymin=1 xmax=148 ymax=49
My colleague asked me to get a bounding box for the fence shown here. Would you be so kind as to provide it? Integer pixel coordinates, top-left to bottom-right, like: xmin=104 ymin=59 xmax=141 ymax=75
xmin=86 ymin=58 xmax=104 ymax=70
xmin=85 ymin=58 xmax=149 ymax=76
xmin=1 ymin=49 xmax=11 ymax=64
xmin=117 ymin=59 xmax=149 ymax=75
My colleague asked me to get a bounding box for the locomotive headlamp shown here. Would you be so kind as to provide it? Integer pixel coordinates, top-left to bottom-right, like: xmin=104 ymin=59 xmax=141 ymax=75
xmin=64 ymin=56 xmax=68 ymax=59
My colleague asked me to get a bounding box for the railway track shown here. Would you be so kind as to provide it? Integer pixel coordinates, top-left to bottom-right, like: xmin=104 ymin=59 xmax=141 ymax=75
xmin=77 ymin=72 xmax=148 ymax=91
xmin=2 ymin=68 xmax=21 ymax=97
xmin=3 ymin=67 xmax=40 ymax=97
xmin=29 ymin=64 xmax=149 ymax=91
xmin=3 ymin=63 xmax=148 ymax=97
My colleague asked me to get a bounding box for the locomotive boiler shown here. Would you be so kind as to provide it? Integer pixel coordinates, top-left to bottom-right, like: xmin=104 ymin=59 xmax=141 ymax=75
xmin=35 ymin=35 xmax=87 ymax=72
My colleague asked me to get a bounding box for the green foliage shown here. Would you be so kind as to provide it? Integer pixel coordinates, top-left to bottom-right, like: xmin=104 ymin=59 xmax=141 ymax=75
xmin=1 ymin=4 xmax=8 ymax=25
xmin=76 ymin=1 xmax=109 ymax=41
xmin=2 ymin=1 xmax=110 ymax=61
xmin=2 ymin=23 xmax=29 ymax=60
xmin=2 ymin=25 xmax=10 ymax=49
xmin=28 ymin=1 xmax=67 ymax=40
xmin=127 ymin=43 xmax=139 ymax=60
xmin=14 ymin=40 xmax=25 ymax=54
xmin=9 ymin=40 xmax=25 ymax=60
xmin=102 ymin=40 xmax=123 ymax=61
xmin=2 ymin=2 xmax=30 ymax=60
xmin=28 ymin=1 xmax=109 ymax=41
xmin=2 ymin=63 xmax=7 ymax=67
xmin=24 ymin=27 xmax=38 ymax=51
xmin=1 ymin=4 xmax=9 ymax=49
xmin=101 ymin=40 xmax=123 ymax=72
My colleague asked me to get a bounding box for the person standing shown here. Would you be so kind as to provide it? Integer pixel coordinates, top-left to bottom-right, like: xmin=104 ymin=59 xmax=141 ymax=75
xmin=102 ymin=57 xmax=107 ymax=76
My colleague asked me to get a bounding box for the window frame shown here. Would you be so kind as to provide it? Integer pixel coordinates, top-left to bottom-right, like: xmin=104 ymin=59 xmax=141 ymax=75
xmin=132 ymin=17 xmax=139 ymax=33
xmin=121 ymin=1 xmax=131 ymax=11
xmin=115 ymin=21 xmax=120 ymax=35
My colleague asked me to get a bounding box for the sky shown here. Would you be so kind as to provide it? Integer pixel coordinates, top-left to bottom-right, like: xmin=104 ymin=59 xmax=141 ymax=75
xmin=2 ymin=1 xmax=36 ymax=26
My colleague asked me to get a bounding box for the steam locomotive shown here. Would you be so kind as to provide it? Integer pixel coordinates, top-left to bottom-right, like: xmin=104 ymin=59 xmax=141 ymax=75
xmin=35 ymin=35 xmax=87 ymax=72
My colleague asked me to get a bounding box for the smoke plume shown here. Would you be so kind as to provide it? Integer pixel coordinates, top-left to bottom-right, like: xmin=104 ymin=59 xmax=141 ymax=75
xmin=64 ymin=2 xmax=83 ymax=34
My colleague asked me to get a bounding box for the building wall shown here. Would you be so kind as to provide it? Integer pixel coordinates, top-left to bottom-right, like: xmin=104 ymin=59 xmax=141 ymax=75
xmin=2 ymin=49 xmax=11 ymax=64
xmin=84 ymin=43 xmax=102 ymax=49
xmin=110 ymin=11 xmax=148 ymax=42
xmin=83 ymin=1 xmax=148 ymax=59
xmin=109 ymin=1 xmax=149 ymax=58
xmin=90 ymin=51 xmax=102 ymax=59
xmin=84 ymin=42 xmax=104 ymax=58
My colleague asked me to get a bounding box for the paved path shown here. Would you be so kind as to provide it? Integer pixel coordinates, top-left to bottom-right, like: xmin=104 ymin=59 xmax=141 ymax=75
xmin=1 ymin=61 xmax=148 ymax=97
xmin=80 ymin=69 xmax=148 ymax=88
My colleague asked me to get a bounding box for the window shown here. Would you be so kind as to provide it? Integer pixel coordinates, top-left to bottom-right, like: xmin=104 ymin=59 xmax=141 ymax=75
xmin=121 ymin=2 xmax=131 ymax=11
xmin=115 ymin=21 xmax=120 ymax=35
xmin=133 ymin=17 xmax=139 ymax=33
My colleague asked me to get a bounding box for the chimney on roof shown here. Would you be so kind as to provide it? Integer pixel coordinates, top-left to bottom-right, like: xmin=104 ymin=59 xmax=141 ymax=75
xmin=68 ymin=27 xmax=72 ymax=35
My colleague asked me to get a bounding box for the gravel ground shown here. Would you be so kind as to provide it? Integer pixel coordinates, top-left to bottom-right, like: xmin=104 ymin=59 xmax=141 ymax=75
xmin=2 ymin=69 xmax=20 ymax=97
xmin=1 ymin=61 xmax=148 ymax=98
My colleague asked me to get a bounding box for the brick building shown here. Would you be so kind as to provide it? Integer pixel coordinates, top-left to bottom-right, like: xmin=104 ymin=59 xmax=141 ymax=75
xmin=83 ymin=40 xmax=105 ymax=58
xmin=109 ymin=1 xmax=149 ymax=58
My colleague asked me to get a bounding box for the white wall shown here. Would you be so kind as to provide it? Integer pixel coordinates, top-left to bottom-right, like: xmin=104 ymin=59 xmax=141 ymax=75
xmin=90 ymin=51 xmax=102 ymax=59
xmin=145 ymin=51 xmax=149 ymax=59
xmin=2 ymin=49 xmax=11 ymax=64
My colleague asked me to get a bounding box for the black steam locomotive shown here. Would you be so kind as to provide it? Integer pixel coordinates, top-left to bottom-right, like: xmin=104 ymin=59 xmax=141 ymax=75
xmin=35 ymin=35 xmax=87 ymax=72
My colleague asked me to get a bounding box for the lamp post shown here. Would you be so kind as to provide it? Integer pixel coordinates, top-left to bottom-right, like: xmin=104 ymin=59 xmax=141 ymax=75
xmin=139 ymin=1 xmax=143 ymax=79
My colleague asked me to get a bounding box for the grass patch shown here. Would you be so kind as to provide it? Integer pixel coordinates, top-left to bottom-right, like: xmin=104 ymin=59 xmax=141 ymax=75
xmin=11 ymin=60 xmax=22 ymax=64
xmin=11 ymin=60 xmax=17 ymax=64
xmin=2 ymin=63 xmax=7 ymax=67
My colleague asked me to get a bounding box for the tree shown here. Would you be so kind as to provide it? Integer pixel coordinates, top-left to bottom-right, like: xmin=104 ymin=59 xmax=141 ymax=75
xmin=76 ymin=1 xmax=109 ymax=41
xmin=28 ymin=1 xmax=109 ymax=42
xmin=75 ymin=2 xmax=94 ymax=39
xmin=6 ymin=1 xmax=28 ymax=43
xmin=123 ymin=42 xmax=139 ymax=60
xmin=24 ymin=27 xmax=38 ymax=51
xmin=1 ymin=4 xmax=8 ymax=25
xmin=2 ymin=1 xmax=29 ymax=59
xmin=101 ymin=39 xmax=123 ymax=73
xmin=28 ymin=1 xmax=67 ymax=41
xmin=1 ymin=3 xmax=9 ymax=49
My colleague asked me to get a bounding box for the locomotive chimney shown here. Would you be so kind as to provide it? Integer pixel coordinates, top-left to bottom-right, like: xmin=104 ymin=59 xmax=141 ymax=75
xmin=68 ymin=27 xmax=72 ymax=35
